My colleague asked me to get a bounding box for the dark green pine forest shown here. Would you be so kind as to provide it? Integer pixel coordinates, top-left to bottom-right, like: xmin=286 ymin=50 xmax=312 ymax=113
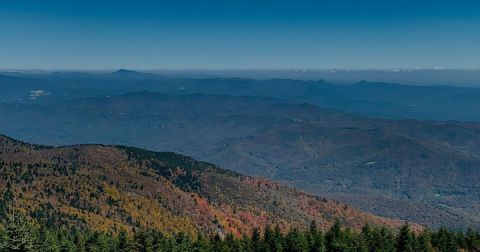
xmin=1 ymin=211 xmax=480 ymax=252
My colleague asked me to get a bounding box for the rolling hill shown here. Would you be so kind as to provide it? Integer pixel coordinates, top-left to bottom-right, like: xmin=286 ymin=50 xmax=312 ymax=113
xmin=1 ymin=91 xmax=479 ymax=229
xmin=0 ymin=135 xmax=407 ymax=236
xmin=2 ymin=71 xmax=480 ymax=121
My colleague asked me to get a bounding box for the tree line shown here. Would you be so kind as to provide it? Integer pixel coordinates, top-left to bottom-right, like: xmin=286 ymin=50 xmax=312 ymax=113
xmin=1 ymin=211 xmax=480 ymax=252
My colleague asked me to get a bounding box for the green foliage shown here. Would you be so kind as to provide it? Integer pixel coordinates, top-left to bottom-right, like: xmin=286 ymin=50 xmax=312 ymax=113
xmin=396 ymin=223 xmax=417 ymax=252
xmin=121 ymin=146 xmax=240 ymax=194
xmin=1 ymin=212 xmax=480 ymax=252
xmin=0 ymin=211 xmax=36 ymax=251
xmin=466 ymin=228 xmax=480 ymax=252
xmin=116 ymin=229 xmax=131 ymax=252
xmin=416 ymin=230 xmax=434 ymax=252
xmin=285 ymin=228 xmax=309 ymax=252
xmin=432 ymin=227 xmax=460 ymax=252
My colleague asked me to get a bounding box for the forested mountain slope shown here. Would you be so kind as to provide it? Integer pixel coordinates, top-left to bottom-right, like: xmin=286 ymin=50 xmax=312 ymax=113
xmin=1 ymin=92 xmax=479 ymax=229
xmin=0 ymin=135 xmax=406 ymax=236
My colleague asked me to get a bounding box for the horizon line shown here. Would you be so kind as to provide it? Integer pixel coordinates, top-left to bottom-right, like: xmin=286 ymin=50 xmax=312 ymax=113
xmin=2 ymin=68 xmax=480 ymax=73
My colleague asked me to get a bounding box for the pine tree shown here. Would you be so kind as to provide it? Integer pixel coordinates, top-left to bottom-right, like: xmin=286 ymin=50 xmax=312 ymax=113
xmin=211 ymin=233 xmax=228 ymax=252
xmin=265 ymin=225 xmax=284 ymax=252
xmin=343 ymin=227 xmax=368 ymax=252
xmin=466 ymin=228 xmax=480 ymax=252
xmin=454 ymin=231 xmax=467 ymax=249
xmin=1 ymin=209 xmax=480 ymax=252
xmin=193 ymin=234 xmax=211 ymax=252
xmin=72 ymin=230 xmax=87 ymax=252
xmin=116 ymin=229 xmax=130 ymax=252
xmin=396 ymin=223 xmax=417 ymax=252
xmin=0 ymin=211 xmax=37 ymax=252
xmin=132 ymin=229 xmax=154 ymax=252
xmin=432 ymin=227 xmax=459 ymax=252
xmin=97 ymin=232 xmax=115 ymax=252
xmin=251 ymin=228 xmax=264 ymax=252
xmin=285 ymin=228 xmax=308 ymax=252
xmin=37 ymin=226 xmax=61 ymax=252
xmin=361 ymin=224 xmax=395 ymax=252
xmin=416 ymin=230 xmax=434 ymax=252
xmin=326 ymin=220 xmax=346 ymax=252
xmin=264 ymin=225 xmax=274 ymax=251
xmin=174 ymin=232 xmax=193 ymax=252
xmin=308 ymin=221 xmax=325 ymax=252
xmin=275 ymin=225 xmax=285 ymax=251
xmin=224 ymin=233 xmax=242 ymax=252
xmin=150 ymin=230 xmax=172 ymax=252
xmin=361 ymin=223 xmax=375 ymax=252
xmin=250 ymin=228 xmax=263 ymax=252
xmin=58 ymin=230 xmax=76 ymax=252
xmin=377 ymin=227 xmax=395 ymax=252
xmin=85 ymin=231 xmax=103 ymax=252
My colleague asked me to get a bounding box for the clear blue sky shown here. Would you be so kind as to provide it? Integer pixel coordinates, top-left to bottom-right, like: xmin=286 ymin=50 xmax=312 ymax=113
xmin=1 ymin=0 xmax=479 ymax=70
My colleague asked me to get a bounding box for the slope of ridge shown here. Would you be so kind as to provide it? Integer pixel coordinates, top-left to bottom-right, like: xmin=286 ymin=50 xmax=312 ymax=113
xmin=1 ymin=91 xmax=480 ymax=229
xmin=0 ymin=135 xmax=410 ymax=236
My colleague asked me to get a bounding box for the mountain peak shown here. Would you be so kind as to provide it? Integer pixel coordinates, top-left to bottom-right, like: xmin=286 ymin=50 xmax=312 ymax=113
xmin=100 ymin=69 xmax=159 ymax=80
xmin=115 ymin=69 xmax=136 ymax=73
xmin=355 ymin=80 xmax=369 ymax=85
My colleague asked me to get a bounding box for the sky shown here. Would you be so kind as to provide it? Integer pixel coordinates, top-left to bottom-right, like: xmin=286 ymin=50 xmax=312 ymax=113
xmin=1 ymin=0 xmax=480 ymax=70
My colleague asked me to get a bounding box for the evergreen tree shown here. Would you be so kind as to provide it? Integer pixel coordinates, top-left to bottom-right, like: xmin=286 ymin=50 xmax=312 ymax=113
xmin=0 ymin=212 xmax=480 ymax=252
xmin=193 ymin=234 xmax=211 ymax=252
xmin=308 ymin=221 xmax=325 ymax=252
xmin=466 ymin=228 xmax=480 ymax=252
xmin=454 ymin=231 xmax=467 ymax=249
xmin=150 ymin=230 xmax=173 ymax=252
xmin=251 ymin=228 xmax=264 ymax=252
xmin=72 ymin=230 xmax=87 ymax=252
xmin=211 ymin=233 xmax=228 ymax=252
xmin=174 ymin=232 xmax=193 ymax=252
xmin=0 ymin=211 xmax=37 ymax=252
xmin=274 ymin=225 xmax=285 ymax=251
xmin=132 ymin=229 xmax=153 ymax=252
xmin=416 ymin=230 xmax=434 ymax=252
xmin=97 ymin=232 xmax=115 ymax=252
xmin=58 ymin=230 xmax=76 ymax=252
xmin=396 ymin=223 xmax=417 ymax=252
xmin=264 ymin=225 xmax=284 ymax=252
xmin=116 ymin=229 xmax=130 ymax=252
xmin=361 ymin=224 xmax=395 ymax=252
xmin=432 ymin=227 xmax=459 ymax=252
xmin=84 ymin=231 xmax=102 ymax=252
xmin=0 ymin=188 xmax=13 ymax=219
xmin=376 ymin=227 xmax=395 ymax=252
xmin=37 ymin=226 xmax=60 ymax=252
xmin=343 ymin=228 xmax=368 ymax=252
xmin=224 ymin=233 xmax=242 ymax=252
xmin=285 ymin=228 xmax=308 ymax=252
xmin=325 ymin=220 xmax=346 ymax=252
xmin=361 ymin=223 xmax=375 ymax=252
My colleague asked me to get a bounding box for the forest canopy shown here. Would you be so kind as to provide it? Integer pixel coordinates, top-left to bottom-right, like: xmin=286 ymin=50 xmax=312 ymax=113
xmin=1 ymin=211 xmax=479 ymax=252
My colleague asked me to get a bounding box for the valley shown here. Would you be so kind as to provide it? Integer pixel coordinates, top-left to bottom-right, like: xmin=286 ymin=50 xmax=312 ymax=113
xmin=1 ymin=88 xmax=479 ymax=229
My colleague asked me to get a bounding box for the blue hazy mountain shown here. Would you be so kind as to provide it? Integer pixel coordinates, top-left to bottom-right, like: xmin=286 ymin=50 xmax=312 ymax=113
xmin=2 ymin=70 xmax=480 ymax=121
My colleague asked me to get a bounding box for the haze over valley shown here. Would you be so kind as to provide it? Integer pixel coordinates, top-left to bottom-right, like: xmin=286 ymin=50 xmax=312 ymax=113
xmin=1 ymin=70 xmax=480 ymax=230
xmin=2 ymin=1 xmax=480 ymax=251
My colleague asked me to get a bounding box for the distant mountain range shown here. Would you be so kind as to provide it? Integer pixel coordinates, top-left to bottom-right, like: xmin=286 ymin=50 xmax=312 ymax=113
xmin=2 ymin=70 xmax=480 ymax=121
xmin=0 ymin=135 xmax=405 ymax=235
xmin=1 ymin=90 xmax=480 ymax=229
